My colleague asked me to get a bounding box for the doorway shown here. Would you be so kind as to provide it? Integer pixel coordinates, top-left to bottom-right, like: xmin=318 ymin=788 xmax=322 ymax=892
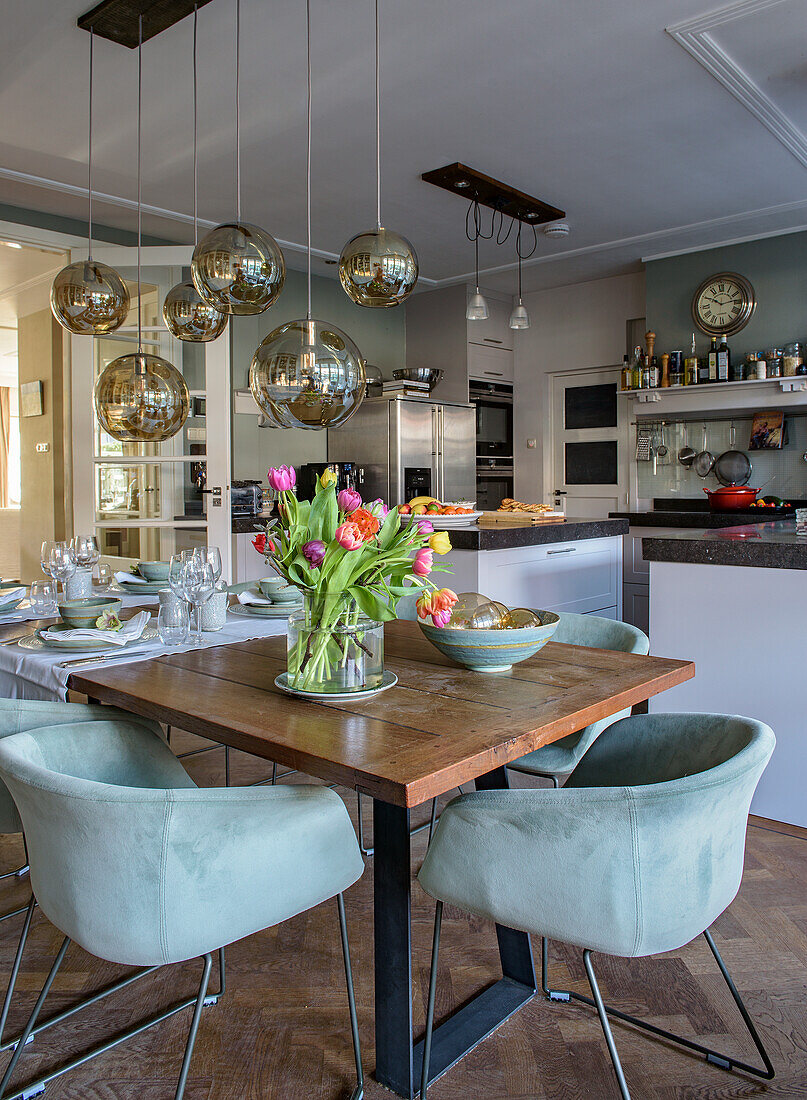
xmin=550 ymin=367 xmax=629 ymax=518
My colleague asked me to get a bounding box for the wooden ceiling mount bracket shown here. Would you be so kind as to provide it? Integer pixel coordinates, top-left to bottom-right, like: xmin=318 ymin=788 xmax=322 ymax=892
xmin=77 ymin=0 xmax=215 ymax=48
xmin=421 ymin=162 xmax=565 ymax=226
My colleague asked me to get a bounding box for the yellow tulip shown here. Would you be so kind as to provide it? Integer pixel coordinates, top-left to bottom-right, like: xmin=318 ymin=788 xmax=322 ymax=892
xmin=429 ymin=530 xmax=452 ymax=555
xmin=320 ymin=468 xmax=337 ymax=488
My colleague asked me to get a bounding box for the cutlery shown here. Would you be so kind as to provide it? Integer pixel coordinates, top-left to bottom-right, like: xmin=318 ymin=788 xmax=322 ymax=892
xmin=56 ymin=648 xmax=152 ymax=670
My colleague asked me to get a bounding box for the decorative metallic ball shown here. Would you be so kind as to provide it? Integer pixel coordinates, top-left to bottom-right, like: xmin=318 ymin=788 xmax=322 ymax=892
xmin=338 ymin=227 xmax=418 ymax=308
xmin=249 ymin=318 xmax=366 ymax=430
xmin=163 ymin=281 xmax=227 ymax=342
xmin=191 ymin=221 xmax=285 ymax=315
xmin=94 ymin=352 xmax=190 ymax=442
xmin=50 ymin=260 xmax=130 ymax=335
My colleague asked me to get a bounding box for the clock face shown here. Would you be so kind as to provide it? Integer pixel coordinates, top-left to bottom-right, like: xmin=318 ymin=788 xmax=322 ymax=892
xmin=692 ymin=272 xmax=756 ymax=337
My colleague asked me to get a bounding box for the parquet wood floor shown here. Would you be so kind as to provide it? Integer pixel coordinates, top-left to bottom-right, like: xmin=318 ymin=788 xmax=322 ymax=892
xmin=0 ymin=729 xmax=804 ymax=1100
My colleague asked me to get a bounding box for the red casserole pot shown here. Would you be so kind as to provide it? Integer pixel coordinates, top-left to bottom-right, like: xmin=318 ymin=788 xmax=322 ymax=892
xmin=703 ymin=485 xmax=759 ymax=511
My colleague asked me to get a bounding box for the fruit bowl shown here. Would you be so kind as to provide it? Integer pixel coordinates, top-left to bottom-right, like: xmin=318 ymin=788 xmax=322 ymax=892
xmin=419 ymin=610 xmax=560 ymax=673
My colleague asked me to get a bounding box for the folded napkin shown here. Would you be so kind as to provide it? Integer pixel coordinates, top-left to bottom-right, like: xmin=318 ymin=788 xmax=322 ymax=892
xmin=0 ymin=587 xmax=26 ymax=609
xmin=40 ymin=610 xmax=152 ymax=647
xmin=238 ymin=589 xmax=273 ymax=607
xmin=114 ymin=571 xmax=148 ymax=586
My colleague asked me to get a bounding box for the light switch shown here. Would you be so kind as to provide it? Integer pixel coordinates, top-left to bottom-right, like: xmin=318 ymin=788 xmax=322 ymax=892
xmin=526 ymin=438 xmax=536 ymax=449
xmin=35 ymin=442 xmax=50 ymax=453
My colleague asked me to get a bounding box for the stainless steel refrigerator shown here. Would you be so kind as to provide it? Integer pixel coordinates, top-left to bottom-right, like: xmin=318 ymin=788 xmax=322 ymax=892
xmin=328 ymin=396 xmax=476 ymax=505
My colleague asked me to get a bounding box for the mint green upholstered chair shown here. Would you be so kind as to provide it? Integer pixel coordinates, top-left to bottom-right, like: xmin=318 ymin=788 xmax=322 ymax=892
xmin=508 ymin=612 xmax=649 ymax=786
xmin=0 ymin=717 xmax=365 ymax=1100
xmin=418 ymin=713 xmax=775 ymax=1099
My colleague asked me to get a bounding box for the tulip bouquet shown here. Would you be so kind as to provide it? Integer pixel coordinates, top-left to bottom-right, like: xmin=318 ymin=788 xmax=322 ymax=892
xmin=254 ymin=465 xmax=456 ymax=692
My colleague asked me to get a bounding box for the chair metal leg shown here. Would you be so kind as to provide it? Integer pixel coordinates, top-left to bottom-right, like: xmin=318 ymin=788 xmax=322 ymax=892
xmin=584 ymin=950 xmax=631 ymax=1100
xmin=0 ymin=945 xmax=226 ymax=1100
xmin=357 ymin=793 xmax=374 ymax=857
xmin=427 ymin=798 xmax=438 ymax=844
xmin=358 ymin=794 xmax=448 ymax=858
xmin=542 ymin=933 xmax=775 ymax=1093
xmin=336 ymin=893 xmax=364 ymax=1100
xmin=173 ymin=953 xmax=213 ymax=1100
xmin=0 ymin=897 xmax=35 ymax=1047
xmin=420 ymin=900 xmax=443 ymax=1100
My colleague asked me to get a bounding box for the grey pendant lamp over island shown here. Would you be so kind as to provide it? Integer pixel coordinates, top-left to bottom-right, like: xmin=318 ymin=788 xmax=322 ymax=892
xmin=191 ymin=0 xmax=285 ymax=316
xmin=163 ymin=5 xmax=227 ymax=343
xmin=94 ymin=17 xmax=189 ymax=444
xmin=250 ymin=0 xmax=365 ymax=430
xmin=51 ymin=27 xmax=130 ymax=336
xmin=509 ymin=223 xmax=532 ymax=330
xmin=338 ymin=0 xmax=418 ymax=308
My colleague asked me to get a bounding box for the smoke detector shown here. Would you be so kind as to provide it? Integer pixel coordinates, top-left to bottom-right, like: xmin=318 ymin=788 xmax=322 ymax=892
xmin=543 ymin=222 xmax=570 ymax=238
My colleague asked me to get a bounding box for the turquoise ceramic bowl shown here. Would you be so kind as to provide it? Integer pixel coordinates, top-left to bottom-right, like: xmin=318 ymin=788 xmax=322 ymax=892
xmin=419 ymin=610 xmax=560 ymax=673
xmin=258 ymin=577 xmax=287 ymax=598
xmin=137 ymin=561 xmax=169 ymax=582
xmin=269 ymin=583 xmax=303 ymax=604
xmin=58 ymin=597 xmax=122 ymax=629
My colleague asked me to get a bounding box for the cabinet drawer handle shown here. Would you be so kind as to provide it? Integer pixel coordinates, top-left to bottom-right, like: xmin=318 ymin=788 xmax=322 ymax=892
xmin=484 ymin=371 xmax=504 ymax=377
xmin=484 ymin=338 xmax=504 ymax=344
xmin=547 ymin=547 xmax=576 ymax=555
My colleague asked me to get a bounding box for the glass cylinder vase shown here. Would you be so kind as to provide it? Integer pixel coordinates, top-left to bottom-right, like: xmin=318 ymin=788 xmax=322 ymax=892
xmin=287 ymin=591 xmax=383 ymax=694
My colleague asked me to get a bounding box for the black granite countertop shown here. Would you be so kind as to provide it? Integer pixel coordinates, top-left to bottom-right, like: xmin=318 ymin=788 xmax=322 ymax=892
xmin=641 ymin=519 xmax=807 ymax=570
xmin=232 ymin=511 xmax=274 ymax=535
xmin=441 ymin=517 xmax=628 ymax=550
xmin=609 ymin=510 xmax=767 ymax=529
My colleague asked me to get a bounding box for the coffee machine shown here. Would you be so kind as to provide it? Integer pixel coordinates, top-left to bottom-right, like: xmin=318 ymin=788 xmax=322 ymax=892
xmin=298 ymin=462 xmax=360 ymax=500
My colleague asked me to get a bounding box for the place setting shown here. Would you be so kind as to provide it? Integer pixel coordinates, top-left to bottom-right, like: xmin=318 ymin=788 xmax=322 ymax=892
xmin=231 ymin=576 xmax=304 ymax=619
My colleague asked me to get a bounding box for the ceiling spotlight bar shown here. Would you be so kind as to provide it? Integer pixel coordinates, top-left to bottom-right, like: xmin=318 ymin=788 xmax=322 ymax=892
xmin=422 ymin=162 xmax=565 ymax=226
xmin=77 ymin=0 xmax=214 ymax=48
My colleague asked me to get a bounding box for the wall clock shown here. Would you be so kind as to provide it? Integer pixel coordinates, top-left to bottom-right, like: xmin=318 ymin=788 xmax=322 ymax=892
xmin=691 ymin=271 xmax=756 ymax=337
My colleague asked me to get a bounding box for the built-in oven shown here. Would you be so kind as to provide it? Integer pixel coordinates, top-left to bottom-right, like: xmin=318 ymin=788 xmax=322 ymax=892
xmin=475 ymin=460 xmax=514 ymax=512
xmin=469 ymin=380 xmax=513 ymax=458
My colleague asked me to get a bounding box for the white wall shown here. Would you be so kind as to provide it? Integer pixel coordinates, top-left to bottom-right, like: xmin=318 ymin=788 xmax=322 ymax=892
xmin=513 ymin=271 xmax=645 ymax=501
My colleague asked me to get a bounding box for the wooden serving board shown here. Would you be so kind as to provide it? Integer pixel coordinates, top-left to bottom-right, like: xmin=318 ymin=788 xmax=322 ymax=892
xmin=478 ymin=510 xmax=566 ymax=525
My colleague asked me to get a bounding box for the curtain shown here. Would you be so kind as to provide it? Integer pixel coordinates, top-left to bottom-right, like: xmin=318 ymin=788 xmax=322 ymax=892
xmin=0 ymin=388 xmax=9 ymax=509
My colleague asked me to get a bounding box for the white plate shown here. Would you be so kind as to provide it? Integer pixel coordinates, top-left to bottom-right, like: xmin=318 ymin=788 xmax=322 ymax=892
xmin=274 ymin=670 xmax=398 ymax=701
xmin=229 ymin=602 xmax=303 ymax=620
xmin=109 ymin=580 xmax=165 ymax=595
xmin=403 ymin=511 xmax=481 ymax=527
xmin=19 ymin=626 xmax=159 ymax=653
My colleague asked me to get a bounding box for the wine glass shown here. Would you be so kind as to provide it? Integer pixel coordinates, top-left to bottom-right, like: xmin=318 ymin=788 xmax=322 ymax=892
xmin=168 ymin=554 xmax=188 ymax=601
xmin=71 ymin=535 xmax=99 ymax=569
xmin=183 ymin=560 xmax=215 ymax=644
xmin=205 ymin=546 xmax=222 ymax=587
xmin=48 ymin=544 xmax=76 ymax=597
xmin=40 ymin=540 xmax=58 ymax=577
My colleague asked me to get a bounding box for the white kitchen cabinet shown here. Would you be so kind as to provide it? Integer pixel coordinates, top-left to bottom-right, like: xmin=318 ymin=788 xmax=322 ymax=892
xmin=233 ymin=533 xmax=271 ymax=584
xmin=623 ymin=533 xmax=650 ymax=584
xmin=622 ymin=582 xmax=649 ymax=635
xmin=467 ymin=343 xmax=514 ymax=383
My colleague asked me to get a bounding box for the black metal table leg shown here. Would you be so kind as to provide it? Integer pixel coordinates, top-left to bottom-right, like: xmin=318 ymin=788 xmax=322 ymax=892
xmin=373 ymin=767 xmax=537 ymax=1099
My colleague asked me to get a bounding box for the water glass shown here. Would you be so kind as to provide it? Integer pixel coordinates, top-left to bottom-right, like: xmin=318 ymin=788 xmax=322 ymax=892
xmin=94 ymin=562 xmax=112 ymax=589
xmin=30 ymin=581 xmax=57 ymax=616
xmin=157 ymin=600 xmax=190 ymax=646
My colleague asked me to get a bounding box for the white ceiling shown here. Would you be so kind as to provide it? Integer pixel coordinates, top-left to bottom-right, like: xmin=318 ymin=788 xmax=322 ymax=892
xmin=2 ymin=0 xmax=807 ymax=295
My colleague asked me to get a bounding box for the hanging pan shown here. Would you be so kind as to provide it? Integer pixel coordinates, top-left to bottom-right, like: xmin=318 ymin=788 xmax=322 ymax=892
xmin=678 ymin=423 xmax=695 ymax=467
xmin=714 ymin=423 xmax=752 ymax=486
xmin=693 ymin=425 xmax=715 ymax=478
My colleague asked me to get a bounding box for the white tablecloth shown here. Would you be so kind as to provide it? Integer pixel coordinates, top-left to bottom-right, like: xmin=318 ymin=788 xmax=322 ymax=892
xmin=0 ymin=611 xmax=288 ymax=701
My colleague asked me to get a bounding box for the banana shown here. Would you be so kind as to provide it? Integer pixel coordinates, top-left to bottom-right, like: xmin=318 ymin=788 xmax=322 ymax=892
xmin=409 ymin=495 xmax=438 ymax=508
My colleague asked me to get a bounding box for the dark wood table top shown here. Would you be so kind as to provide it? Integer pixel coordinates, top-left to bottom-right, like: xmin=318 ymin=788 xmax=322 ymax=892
xmin=64 ymin=620 xmax=694 ymax=807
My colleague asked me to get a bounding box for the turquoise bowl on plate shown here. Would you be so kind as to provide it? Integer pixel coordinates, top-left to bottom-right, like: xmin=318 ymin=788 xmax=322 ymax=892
xmin=137 ymin=561 xmax=169 ymax=582
xmin=58 ymin=597 xmax=122 ymax=629
xmin=419 ymin=610 xmax=560 ymax=673
xmin=267 ymin=583 xmax=303 ymax=604
xmin=258 ymin=577 xmax=287 ymax=598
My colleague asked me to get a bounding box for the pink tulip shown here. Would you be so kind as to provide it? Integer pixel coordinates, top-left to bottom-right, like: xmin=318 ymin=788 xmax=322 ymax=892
xmin=268 ymin=465 xmax=296 ymax=492
xmin=415 ymin=518 xmax=434 ymax=535
xmin=413 ymin=547 xmax=433 ymax=576
xmin=416 ymin=591 xmax=433 ymax=620
xmin=335 ymin=522 xmax=363 ymax=551
xmin=366 ymin=498 xmax=389 ymax=519
xmin=431 ymin=607 xmax=452 ymax=627
xmin=337 ymin=488 xmax=362 ymax=513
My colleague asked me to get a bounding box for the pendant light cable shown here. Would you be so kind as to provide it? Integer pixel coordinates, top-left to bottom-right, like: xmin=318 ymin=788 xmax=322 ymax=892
xmin=306 ymin=0 xmax=312 ymax=320
xmin=137 ymin=13 xmax=143 ymax=356
xmin=193 ymin=4 xmax=198 ymax=246
xmin=375 ymin=0 xmax=381 ymax=230
xmin=235 ymin=0 xmax=241 ymax=223
xmin=87 ymin=26 xmax=94 ymax=260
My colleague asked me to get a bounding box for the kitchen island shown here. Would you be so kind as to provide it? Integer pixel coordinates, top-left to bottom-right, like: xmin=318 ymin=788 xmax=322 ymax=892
xmin=644 ymin=518 xmax=805 ymax=827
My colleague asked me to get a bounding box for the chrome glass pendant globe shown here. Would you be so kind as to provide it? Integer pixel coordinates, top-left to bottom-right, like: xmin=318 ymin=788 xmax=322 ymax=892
xmin=250 ymin=319 xmax=366 ymax=429
xmin=163 ymin=281 xmax=227 ymax=342
xmin=50 ymin=260 xmax=130 ymax=335
xmin=339 ymin=227 xmax=418 ymax=308
xmin=191 ymin=222 xmax=285 ymax=315
xmin=94 ymin=352 xmax=190 ymax=442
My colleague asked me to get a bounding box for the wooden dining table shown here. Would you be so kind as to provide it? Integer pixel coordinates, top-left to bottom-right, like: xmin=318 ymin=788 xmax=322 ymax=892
xmin=64 ymin=618 xmax=693 ymax=1099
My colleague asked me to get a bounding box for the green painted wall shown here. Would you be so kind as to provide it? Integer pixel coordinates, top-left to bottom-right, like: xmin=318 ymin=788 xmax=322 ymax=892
xmin=645 ymin=229 xmax=807 ymax=360
xmin=0 ymin=202 xmax=174 ymax=247
xmin=230 ymin=267 xmax=406 ymax=480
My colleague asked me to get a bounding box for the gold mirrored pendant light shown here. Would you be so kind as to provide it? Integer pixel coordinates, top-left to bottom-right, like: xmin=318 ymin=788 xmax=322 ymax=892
xmin=250 ymin=0 xmax=365 ymax=430
xmin=338 ymin=0 xmax=417 ymax=308
xmin=163 ymin=4 xmax=227 ymax=342
xmin=51 ymin=27 xmax=130 ymax=335
xmin=191 ymin=0 xmax=285 ymax=315
xmin=94 ymin=17 xmax=189 ymax=443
